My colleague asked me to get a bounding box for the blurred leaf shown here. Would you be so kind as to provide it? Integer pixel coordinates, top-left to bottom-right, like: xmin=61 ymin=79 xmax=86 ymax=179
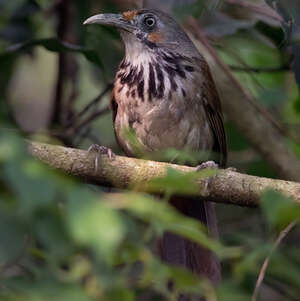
xmin=147 ymin=167 xmax=216 ymax=195
xmin=34 ymin=213 xmax=73 ymax=261
xmin=66 ymin=192 xmax=126 ymax=263
xmin=0 ymin=0 xmax=40 ymax=45
xmin=292 ymin=44 xmax=300 ymax=94
xmin=217 ymin=281 xmax=251 ymax=301
xmin=107 ymin=288 xmax=134 ymax=301
xmin=146 ymin=148 xmax=214 ymax=166
xmin=114 ymin=192 xmax=239 ymax=258
xmin=268 ymin=252 xmax=300 ymax=290
xmin=234 ymin=244 xmax=271 ymax=280
xmin=293 ymin=96 xmax=300 ymax=115
xmin=4 ymin=159 xmax=58 ymax=218
xmin=1 ymin=279 xmax=93 ymax=301
xmin=0 ymin=213 xmax=26 ymax=264
xmin=261 ymin=190 xmax=300 ymax=229
xmin=142 ymin=255 xmax=208 ymax=298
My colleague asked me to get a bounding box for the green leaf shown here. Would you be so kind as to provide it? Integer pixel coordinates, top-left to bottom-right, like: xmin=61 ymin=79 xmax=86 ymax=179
xmin=293 ymin=96 xmax=300 ymax=115
xmin=4 ymin=159 xmax=58 ymax=217
xmin=116 ymin=192 xmax=239 ymax=258
xmin=217 ymin=281 xmax=251 ymax=301
xmin=66 ymin=191 xmax=125 ymax=263
xmin=1 ymin=279 xmax=93 ymax=301
xmin=147 ymin=167 xmax=217 ymax=196
xmin=0 ymin=213 xmax=26 ymax=264
xmin=261 ymin=190 xmax=300 ymax=229
xmin=34 ymin=213 xmax=73 ymax=261
xmin=107 ymin=288 xmax=135 ymax=301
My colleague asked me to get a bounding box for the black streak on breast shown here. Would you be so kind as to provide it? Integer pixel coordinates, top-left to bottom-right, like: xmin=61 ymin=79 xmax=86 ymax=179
xmin=155 ymin=63 xmax=165 ymax=99
xmin=138 ymin=79 xmax=145 ymax=102
xmin=111 ymin=95 xmax=118 ymax=122
xmin=148 ymin=63 xmax=156 ymax=101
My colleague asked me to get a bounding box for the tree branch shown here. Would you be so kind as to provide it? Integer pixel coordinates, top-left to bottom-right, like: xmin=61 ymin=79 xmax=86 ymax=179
xmin=186 ymin=19 xmax=300 ymax=182
xmin=28 ymin=141 xmax=300 ymax=206
xmin=229 ymin=64 xmax=290 ymax=73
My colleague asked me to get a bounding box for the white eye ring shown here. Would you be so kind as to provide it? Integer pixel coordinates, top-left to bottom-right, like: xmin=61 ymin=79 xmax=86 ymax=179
xmin=144 ymin=16 xmax=156 ymax=28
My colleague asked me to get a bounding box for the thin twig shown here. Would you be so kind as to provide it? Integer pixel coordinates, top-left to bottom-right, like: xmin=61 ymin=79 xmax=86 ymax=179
xmin=73 ymin=126 xmax=92 ymax=147
xmin=66 ymin=83 xmax=113 ymax=129
xmin=229 ymin=65 xmax=290 ymax=73
xmin=252 ymin=220 xmax=299 ymax=301
xmin=72 ymin=105 xmax=110 ymax=133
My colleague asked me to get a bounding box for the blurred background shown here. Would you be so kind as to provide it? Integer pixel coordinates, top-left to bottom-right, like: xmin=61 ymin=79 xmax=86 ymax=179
xmin=0 ymin=0 xmax=300 ymax=300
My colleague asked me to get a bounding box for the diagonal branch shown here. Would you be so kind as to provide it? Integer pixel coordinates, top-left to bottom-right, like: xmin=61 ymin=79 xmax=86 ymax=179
xmin=28 ymin=141 xmax=300 ymax=206
xmin=229 ymin=64 xmax=290 ymax=73
xmin=66 ymin=83 xmax=113 ymax=129
xmin=252 ymin=220 xmax=299 ymax=301
xmin=186 ymin=19 xmax=300 ymax=182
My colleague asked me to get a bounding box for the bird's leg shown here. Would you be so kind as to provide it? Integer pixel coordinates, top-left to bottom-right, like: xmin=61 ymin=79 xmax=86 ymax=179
xmin=226 ymin=166 xmax=237 ymax=172
xmin=195 ymin=161 xmax=219 ymax=197
xmin=197 ymin=161 xmax=237 ymax=172
xmin=196 ymin=160 xmax=219 ymax=171
xmin=87 ymin=144 xmax=115 ymax=172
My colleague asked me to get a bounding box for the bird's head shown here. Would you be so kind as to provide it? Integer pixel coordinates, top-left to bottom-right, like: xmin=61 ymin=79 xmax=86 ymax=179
xmin=84 ymin=9 xmax=198 ymax=58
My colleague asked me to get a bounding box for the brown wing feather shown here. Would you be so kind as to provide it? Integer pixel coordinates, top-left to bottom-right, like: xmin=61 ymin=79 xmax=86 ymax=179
xmin=111 ymin=89 xmax=135 ymax=157
xmin=110 ymin=91 xmax=118 ymax=123
xmin=200 ymin=59 xmax=227 ymax=167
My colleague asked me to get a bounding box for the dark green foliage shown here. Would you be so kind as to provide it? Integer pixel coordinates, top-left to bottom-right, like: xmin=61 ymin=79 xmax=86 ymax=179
xmin=0 ymin=0 xmax=299 ymax=300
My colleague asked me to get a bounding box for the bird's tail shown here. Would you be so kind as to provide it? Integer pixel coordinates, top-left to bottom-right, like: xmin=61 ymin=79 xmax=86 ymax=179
xmin=158 ymin=197 xmax=221 ymax=296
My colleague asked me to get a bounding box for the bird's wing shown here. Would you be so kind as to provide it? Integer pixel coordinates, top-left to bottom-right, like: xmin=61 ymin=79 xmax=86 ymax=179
xmin=199 ymin=59 xmax=227 ymax=167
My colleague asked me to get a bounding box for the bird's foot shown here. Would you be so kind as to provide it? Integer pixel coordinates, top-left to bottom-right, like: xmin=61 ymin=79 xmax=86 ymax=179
xmin=87 ymin=144 xmax=115 ymax=172
xmin=226 ymin=166 xmax=237 ymax=172
xmin=196 ymin=160 xmax=219 ymax=171
xmin=196 ymin=161 xmax=219 ymax=197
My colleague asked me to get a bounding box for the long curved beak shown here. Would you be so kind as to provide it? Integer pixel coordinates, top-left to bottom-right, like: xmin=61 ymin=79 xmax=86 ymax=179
xmin=83 ymin=13 xmax=136 ymax=33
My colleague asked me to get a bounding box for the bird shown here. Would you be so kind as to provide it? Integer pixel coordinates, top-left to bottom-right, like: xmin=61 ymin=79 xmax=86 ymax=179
xmin=84 ymin=8 xmax=227 ymax=296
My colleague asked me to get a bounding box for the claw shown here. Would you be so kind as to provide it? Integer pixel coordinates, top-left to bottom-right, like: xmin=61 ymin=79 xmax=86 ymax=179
xmin=226 ymin=167 xmax=237 ymax=172
xmin=196 ymin=160 xmax=219 ymax=171
xmin=196 ymin=161 xmax=219 ymax=196
xmin=87 ymin=144 xmax=116 ymax=172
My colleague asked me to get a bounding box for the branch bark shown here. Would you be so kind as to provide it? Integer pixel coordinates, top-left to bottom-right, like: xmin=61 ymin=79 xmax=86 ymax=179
xmin=28 ymin=141 xmax=300 ymax=206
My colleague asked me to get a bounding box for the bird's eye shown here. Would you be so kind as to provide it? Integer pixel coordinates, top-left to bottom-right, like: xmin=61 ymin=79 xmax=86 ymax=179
xmin=144 ymin=16 xmax=156 ymax=28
